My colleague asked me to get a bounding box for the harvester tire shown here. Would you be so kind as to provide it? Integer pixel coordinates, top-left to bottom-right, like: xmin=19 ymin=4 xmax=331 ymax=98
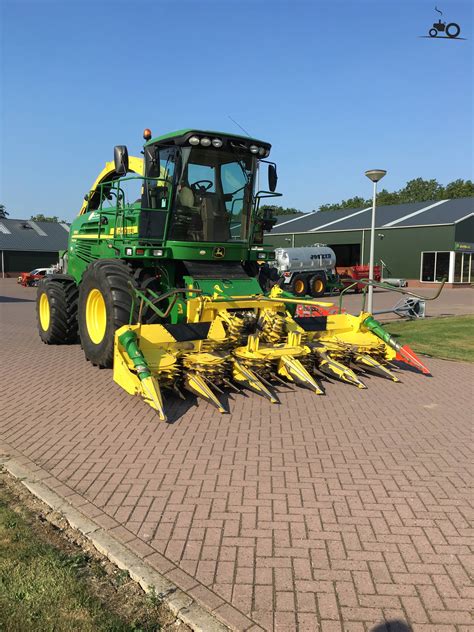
xmin=309 ymin=274 xmax=326 ymax=298
xmin=37 ymin=278 xmax=79 ymax=344
xmin=290 ymin=274 xmax=308 ymax=297
xmin=78 ymin=259 xmax=136 ymax=368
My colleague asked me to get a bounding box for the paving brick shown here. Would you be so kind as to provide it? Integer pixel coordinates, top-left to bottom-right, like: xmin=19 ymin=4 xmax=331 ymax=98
xmin=316 ymin=591 xmax=339 ymax=620
xmin=1 ymin=280 xmax=473 ymax=631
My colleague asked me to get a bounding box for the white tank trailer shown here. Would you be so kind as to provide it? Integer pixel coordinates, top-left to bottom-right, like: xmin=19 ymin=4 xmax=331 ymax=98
xmin=272 ymin=245 xmax=339 ymax=297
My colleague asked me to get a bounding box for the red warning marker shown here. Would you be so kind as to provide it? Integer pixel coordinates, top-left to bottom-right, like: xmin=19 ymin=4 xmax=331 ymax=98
xmin=396 ymin=344 xmax=431 ymax=375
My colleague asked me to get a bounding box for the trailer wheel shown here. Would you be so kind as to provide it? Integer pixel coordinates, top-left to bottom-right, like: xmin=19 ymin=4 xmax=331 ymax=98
xmin=290 ymin=274 xmax=308 ymax=297
xmin=309 ymin=275 xmax=326 ymax=298
xmin=78 ymin=259 xmax=136 ymax=368
xmin=37 ymin=278 xmax=79 ymax=344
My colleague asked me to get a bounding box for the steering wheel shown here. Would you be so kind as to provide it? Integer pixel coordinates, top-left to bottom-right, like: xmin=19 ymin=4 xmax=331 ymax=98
xmin=191 ymin=180 xmax=213 ymax=193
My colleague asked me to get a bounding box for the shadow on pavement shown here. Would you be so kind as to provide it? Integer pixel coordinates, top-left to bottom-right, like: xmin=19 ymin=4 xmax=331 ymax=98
xmin=0 ymin=295 xmax=35 ymax=303
xmin=371 ymin=620 xmax=413 ymax=632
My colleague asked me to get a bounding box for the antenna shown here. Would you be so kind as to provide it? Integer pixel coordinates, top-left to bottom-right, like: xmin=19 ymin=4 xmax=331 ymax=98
xmin=227 ymin=115 xmax=251 ymax=137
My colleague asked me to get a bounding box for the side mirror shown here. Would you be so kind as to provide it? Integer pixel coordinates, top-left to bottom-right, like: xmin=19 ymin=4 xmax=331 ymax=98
xmin=83 ymin=193 xmax=89 ymax=202
xmin=268 ymin=164 xmax=278 ymax=192
xmin=114 ymin=145 xmax=129 ymax=176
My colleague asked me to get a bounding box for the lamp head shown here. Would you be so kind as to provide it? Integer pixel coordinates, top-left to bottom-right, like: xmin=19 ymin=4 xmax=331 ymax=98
xmin=365 ymin=169 xmax=387 ymax=183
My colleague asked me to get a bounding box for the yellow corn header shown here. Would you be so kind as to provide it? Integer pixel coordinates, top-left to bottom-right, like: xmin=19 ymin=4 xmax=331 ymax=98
xmin=113 ymin=284 xmax=430 ymax=421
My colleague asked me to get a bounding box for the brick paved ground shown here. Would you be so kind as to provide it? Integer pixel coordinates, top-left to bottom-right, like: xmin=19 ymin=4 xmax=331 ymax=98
xmin=1 ymin=280 xmax=473 ymax=631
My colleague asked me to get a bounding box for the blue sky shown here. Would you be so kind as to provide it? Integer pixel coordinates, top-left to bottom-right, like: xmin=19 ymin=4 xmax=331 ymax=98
xmin=1 ymin=0 xmax=472 ymax=220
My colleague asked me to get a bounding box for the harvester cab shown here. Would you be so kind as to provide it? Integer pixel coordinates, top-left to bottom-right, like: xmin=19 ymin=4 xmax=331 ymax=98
xmin=73 ymin=128 xmax=280 ymax=301
xmin=37 ymin=127 xmax=432 ymax=421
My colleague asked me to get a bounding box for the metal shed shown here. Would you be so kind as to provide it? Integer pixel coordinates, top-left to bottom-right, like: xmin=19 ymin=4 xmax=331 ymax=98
xmin=265 ymin=198 xmax=474 ymax=286
xmin=0 ymin=219 xmax=69 ymax=277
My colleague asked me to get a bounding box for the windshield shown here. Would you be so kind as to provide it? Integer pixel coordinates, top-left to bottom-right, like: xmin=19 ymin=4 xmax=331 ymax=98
xmin=169 ymin=147 xmax=256 ymax=243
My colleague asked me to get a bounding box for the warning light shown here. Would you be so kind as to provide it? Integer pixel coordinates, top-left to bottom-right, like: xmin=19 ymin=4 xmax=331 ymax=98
xmin=143 ymin=128 xmax=152 ymax=141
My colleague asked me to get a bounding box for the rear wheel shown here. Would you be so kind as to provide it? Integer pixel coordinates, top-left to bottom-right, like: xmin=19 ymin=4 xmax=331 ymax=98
xmin=78 ymin=259 xmax=136 ymax=367
xmin=290 ymin=274 xmax=308 ymax=297
xmin=37 ymin=278 xmax=79 ymax=344
xmin=309 ymin=275 xmax=326 ymax=298
xmin=446 ymin=22 xmax=460 ymax=38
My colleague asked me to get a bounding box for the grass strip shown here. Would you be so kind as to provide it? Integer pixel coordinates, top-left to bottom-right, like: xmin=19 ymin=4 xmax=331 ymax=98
xmin=387 ymin=315 xmax=474 ymax=363
xmin=0 ymin=476 xmax=179 ymax=631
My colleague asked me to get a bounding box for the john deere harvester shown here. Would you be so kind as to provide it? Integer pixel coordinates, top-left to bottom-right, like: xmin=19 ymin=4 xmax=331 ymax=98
xmin=36 ymin=128 xmax=430 ymax=420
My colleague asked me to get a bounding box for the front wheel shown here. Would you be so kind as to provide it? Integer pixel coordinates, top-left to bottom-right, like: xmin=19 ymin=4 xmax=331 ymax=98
xmin=78 ymin=259 xmax=136 ymax=367
xmin=446 ymin=23 xmax=460 ymax=38
xmin=429 ymin=28 xmax=438 ymax=37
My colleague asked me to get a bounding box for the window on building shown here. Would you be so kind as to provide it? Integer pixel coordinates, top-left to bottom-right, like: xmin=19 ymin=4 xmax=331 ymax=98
xmin=454 ymin=253 xmax=463 ymax=282
xmin=421 ymin=252 xmax=436 ymax=281
xmin=453 ymin=252 xmax=472 ymax=283
xmin=421 ymin=251 xmax=450 ymax=282
xmin=462 ymin=254 xmax=470 ymax=283
xmin=435 ymin=252 xmax=450 ymax=281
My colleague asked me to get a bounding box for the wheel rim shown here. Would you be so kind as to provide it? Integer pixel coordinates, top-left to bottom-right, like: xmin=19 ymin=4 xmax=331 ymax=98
xmin=313 ymin=279 xmax=323 ymax=294
xmin=86 ymin=289 xmax=107 ymax=344
xmin=294 ymin=280 xmax=305 ymax=294
xmin=39 ymin=293 xmax=50 ymax=331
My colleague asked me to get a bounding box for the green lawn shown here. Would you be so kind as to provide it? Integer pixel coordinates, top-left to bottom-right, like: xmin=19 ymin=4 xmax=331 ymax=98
xmin=387 ymin=315 xmax=474 ymax=363
xmin=0 ymin=478 xmax=169 ymax=632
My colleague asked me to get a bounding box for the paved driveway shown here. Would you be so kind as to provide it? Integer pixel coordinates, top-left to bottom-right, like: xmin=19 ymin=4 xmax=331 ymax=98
xmin=1 ymin=280 xmax=473 ymax=631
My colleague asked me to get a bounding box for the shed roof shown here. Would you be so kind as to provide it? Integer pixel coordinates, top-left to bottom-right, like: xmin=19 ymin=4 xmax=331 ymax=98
xmin=0 ymin=219 xmax=69 ymax=252
xmin=269 ymin=197 xmax=474 ymax=235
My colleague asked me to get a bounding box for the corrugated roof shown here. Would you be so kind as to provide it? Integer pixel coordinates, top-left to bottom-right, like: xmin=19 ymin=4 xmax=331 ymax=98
xmin=0 ymin=219 xmax=69 ymax=251
xmin=273 ymin=213 xmax=306 ymax=228
xmin=269 ymin=197 xmax=474 ymax=234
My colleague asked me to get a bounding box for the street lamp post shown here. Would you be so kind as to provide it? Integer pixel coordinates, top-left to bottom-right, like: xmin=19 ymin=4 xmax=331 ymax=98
xmin=365 ymin=169 xmax=387 ymax=314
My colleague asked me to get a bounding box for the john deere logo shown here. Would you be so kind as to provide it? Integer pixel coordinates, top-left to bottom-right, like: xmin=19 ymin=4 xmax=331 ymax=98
xmin=213 ymin=247 xmax=225 ymax=258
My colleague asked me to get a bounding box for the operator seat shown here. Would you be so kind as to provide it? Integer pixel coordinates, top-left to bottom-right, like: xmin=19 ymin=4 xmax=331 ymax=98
xmin=178 ymin=186 xmax=195 ymax=208
xmin=173 ymin=186 xmax=202 ymax=240
xmin=201 ymin=195 xmax=230 ymax=242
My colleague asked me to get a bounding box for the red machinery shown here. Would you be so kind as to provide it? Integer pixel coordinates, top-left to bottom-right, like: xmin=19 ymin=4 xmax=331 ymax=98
xmin=336 ymin=264 xmax=381 ymax=293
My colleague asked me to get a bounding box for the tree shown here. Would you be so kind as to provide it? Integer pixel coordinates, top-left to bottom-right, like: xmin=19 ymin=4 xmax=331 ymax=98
xmin=319 ymin=196 xmax=369 ymax=212
xmin=444 ymin=179 xmax=474 ymax=199
xmin=397 ymin=178 xmax=443 ymax=203
xmin=0 ymin=204 xmax=8 ymax=218
xmin=260 ymin=205 xmax=303 ymax=216
xmin=318 ymin=178 xmax=473 ymax=211
xmin=30 ymin=214 xmax=60 ymax=223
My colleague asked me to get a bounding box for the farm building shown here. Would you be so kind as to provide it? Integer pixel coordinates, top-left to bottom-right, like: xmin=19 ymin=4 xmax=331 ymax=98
xmin=0 ymin=218 xmax=69 ymax=277
xmin=265 ymin=197 xmax=474 ymax=286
